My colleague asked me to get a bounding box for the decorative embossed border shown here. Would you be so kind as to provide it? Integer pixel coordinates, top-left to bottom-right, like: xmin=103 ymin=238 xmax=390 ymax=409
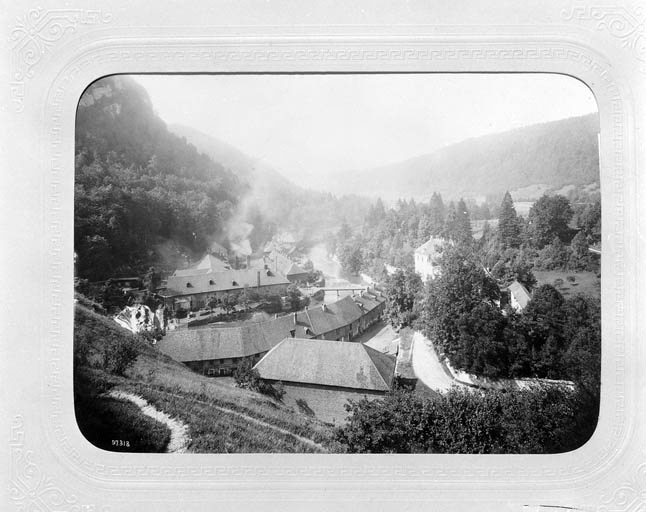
xmin=3 ymin=1 xmax=644 ymax=510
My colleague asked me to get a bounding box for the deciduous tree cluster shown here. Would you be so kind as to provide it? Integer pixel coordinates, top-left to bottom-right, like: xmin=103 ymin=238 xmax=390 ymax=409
xmin=337 ymin=386 xmax=589 ymax=454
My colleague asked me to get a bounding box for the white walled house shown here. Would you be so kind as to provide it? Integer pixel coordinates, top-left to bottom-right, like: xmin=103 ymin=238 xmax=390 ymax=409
xmin=507 ymin=280 xmax=532 ymax=313
xmin=414 ymin=237 xmax=446 ymax=282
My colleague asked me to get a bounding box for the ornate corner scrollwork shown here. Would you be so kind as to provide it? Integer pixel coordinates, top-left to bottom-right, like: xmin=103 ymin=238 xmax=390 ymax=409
xmin=9 ymin=8 xmax=112 ymax=112
xmin=8 ymin=415 xmax=103 ymax=512
xmin=598 ymin=453 xmax=646 ymax=511
xmin=598 ymin=464 xmax=646 ymax=512
xmin=561 ymin=2 xmax=646 ymax=68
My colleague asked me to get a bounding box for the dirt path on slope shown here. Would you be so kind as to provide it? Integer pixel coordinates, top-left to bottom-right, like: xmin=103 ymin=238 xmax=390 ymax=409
xmin=158 ymin=389 xmax=327 ymax=453
xmin=107 ymin=390 xmax=190 ymax=453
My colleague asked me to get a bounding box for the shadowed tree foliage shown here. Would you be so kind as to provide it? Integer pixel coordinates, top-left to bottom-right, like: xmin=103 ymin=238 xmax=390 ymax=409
xmin=572 ymin=198 xmax=601 ymax=246
xmin=383 ymin=268 xmax=423 ymax=329
xmin=568 ymin=231 xmax=591 ymax=270
xmin=443 ymin=199 xmax=472 ymax=244
xmin=527 ymin=194 xmax=574 ymax=249
xmin=489 ymin=248 xmax=537 ymax=291
xmin=336 ymin=386 xmax=588 ymax=454
xmin=415 ymin=245 xmax=501 ymax=367
xmin=75 ymin=76 xmax=243 ymax=280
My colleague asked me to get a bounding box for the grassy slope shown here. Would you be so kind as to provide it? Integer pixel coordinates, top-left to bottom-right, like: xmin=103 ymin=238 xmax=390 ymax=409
xmin=74 ymin=302 xmax=339 ymax=453
xmin=533 ymin=270 xmax=600 ymax=300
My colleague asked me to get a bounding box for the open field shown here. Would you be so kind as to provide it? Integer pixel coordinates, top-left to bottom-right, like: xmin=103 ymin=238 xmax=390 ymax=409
xmin=533 ymin=270 xmax=600 ymax=300
xmin=74 ymin=303 xmax=340 ymax=453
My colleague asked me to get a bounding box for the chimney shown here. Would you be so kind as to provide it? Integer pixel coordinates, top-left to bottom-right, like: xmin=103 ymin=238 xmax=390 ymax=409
xmin=246 ymin=255 xmax=251 ymax=268
xmin=256 ymin=270 xmax=261 ymax=289
xmin=293 ymin=312 xmax=297 ymax=325
xmin=322 ymin=304 xmax=327 ymax=312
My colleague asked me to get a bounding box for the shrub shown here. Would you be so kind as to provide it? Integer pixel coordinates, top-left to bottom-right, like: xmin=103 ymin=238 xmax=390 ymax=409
xmin=103 ymin=338 xmax=138 ymax=376
xmin=233 ymin=359 xmax=284 ymax=400
xmin=233 ymin=359 xmax=263 ymax=390
xmin=566 ymin=275 xmax=576 ymax=282
xmin=273 ymin=381 xmax=286 ymax=401
xmin=553 ymin=278 xmax=564 ymax=288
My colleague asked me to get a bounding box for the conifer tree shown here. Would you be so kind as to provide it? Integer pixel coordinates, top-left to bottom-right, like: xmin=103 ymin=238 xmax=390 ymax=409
xmin=455 ymin=198 xmax=473 ymax=244
xmin=443 ymin=201 xmax=457 ymax=240
xmin=498 ymin=191 xmax=521 ymax=248
xmin=428 ymin=192 xmax=446 ymax=236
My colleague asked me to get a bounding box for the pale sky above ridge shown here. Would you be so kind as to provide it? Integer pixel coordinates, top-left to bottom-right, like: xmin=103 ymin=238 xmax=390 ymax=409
xmin=133 ymin=73 xmax=598 ymax=187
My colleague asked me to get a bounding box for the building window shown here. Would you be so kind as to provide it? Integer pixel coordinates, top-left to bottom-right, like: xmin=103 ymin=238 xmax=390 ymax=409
xmin=207 ymin=368 xmax=216 ymax=376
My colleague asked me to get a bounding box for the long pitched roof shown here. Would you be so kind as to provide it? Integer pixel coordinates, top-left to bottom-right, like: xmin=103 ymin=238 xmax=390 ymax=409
xmin=156 ymin=313 xmax=309 ymax=362
xmin=171 ymin=255 xmax=230 ymax=278
xmin=352 ymin=291 xmax=385 ymax=314
xmin=254 ymin=338 xmax=396 ymax=391
xmin=156 ymin=291 xmax=385 ymax=363
xmin=163 ymin=268 xmax=290 ymax=297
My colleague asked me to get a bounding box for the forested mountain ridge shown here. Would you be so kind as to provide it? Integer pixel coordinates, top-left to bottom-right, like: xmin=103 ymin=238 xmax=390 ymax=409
xmin=168 ymin=123 xmax=293 ymax=189
xmin=323 ymin=113 xmax=599 ymax=201
xmin=75 ymin=76 xmax=245 ymax=280
xmin=167 ymin=123 xmax=373 ymax=252
xmin=167 ymin=123 xmax=308 ymax=245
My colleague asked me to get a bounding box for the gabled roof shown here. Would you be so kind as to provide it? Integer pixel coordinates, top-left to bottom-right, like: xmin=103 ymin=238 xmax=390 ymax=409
xmin=351 ymin=291 xmax=385 ymax=314
xmin=194 ymin=254 xmax=229 ymax=272
xmin=209 ymin=241 xmax=228 ymax=254
xmin=415 ymin=237 xmax=446 ymax=256
xmin=284 ymin=262 xmax=308 ymax=277
xmin=171 ymin=254 xmax=229 ymax=277
xmin=172 ymin=268 xmax=211 ymax=277
xmin=163 ymin=268 xmax=290 ymax=297
xmin=508 ymin=280 xmax=532 ymax=310
xmin=254 ymin=338 xmax=396 ymax=391
xmin=156 ymin=313 xmax=310 ymax=363
xmin=266 ymin=251 xmax=308 ymax=278
xmin=303 ymin=296 xmax=364 ymax=336
xmin=156 ymin=292 xmax=386 ymax=364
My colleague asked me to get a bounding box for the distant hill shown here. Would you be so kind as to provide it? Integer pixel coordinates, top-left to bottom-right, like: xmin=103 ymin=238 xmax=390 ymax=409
xmin=166 ymin=124 xmax=349 ymax=252
xmin=168 ymin=123 xmax=293 ymax=189
xmin=323 ymin=114 xmax=600 ymax=201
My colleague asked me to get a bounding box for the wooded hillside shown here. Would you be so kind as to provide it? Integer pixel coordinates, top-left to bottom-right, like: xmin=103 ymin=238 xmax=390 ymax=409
xmin=74 ymin=76 xmax=245 ymax=280
xmin=324 ymin=113 xmax=599 ymax=201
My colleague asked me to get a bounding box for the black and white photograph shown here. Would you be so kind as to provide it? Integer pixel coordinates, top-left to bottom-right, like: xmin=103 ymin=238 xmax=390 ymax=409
xmin=73 ymin=73 xmax=602 ymax=454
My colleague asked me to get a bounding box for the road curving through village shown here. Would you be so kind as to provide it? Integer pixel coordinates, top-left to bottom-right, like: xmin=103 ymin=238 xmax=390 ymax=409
xmin=411 ymin=331 xmax=462 ymax=393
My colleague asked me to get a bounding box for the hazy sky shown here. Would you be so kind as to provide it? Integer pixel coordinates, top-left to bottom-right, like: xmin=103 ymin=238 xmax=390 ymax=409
xmin=134 ymin=73 xmax=597 ymax=186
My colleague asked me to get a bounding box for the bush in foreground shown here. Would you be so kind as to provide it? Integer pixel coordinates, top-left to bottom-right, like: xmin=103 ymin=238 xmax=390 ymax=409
xmin=336 ymin=386 xmax=594 ymax=454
